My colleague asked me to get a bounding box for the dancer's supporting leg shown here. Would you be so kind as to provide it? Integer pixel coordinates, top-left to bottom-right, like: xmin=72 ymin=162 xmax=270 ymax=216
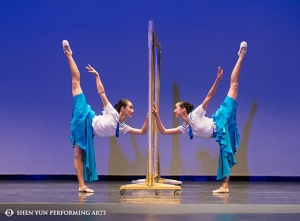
xmin=63 ymin=40 xmax=93 ymax=193
xmin=220 ymin=41 xmax=247 ymax=191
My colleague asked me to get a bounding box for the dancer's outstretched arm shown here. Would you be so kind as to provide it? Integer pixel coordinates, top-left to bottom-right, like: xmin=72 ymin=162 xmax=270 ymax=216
xmin=85 ymin=64 xmax=109 ymax=107
xmin=201 ymin=67 xmax=223 ymax=111
xmin=152 ymin=104 xmax=182 ymax=135
xmin=127 ymin=114 xmax=149 ymax=135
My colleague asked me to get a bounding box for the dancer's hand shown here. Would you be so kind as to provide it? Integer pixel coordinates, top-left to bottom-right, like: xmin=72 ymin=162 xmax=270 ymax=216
xmin=86 ymin=64 xmax=99 ymax=76
xmin=144 ymin=114 xmax=149 ymax=130
xmin=143 ymin=113 xmax=149 ymax=132
xmin=216 ymin=67 xmax=223 ymax=81
xmin=152 ymin=103 xmax=158 ymax=116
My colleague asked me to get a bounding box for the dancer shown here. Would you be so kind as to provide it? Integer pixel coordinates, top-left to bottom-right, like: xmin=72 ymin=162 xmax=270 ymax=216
xmin=63 ymin=40 xmax=148 ymax=193
xmin=152 ymin=41 xmax=247 ymax=193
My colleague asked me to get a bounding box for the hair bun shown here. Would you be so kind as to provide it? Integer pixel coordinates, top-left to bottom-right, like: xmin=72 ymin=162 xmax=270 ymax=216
xmin=114 ymin=99 xmax=130 ymax=113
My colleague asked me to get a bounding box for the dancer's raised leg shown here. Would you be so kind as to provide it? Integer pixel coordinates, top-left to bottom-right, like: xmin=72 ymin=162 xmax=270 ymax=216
xmin=63 ymin=40 xmax=82 ymax=97
xmin=227 ymin=41 xmax=247 ymax=100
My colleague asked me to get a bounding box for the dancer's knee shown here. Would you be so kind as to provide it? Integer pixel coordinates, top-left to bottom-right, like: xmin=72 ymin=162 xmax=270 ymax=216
xmin=72 ymin=80 xmax=80 ymax=91
xmin=230 ymin=82 xmax=238 ymax=93
xmin=228 ymin=87 xmax=238 ymax=100
xmin=74 ymin=145 xmax=83 ymax=159
xmin=72 ymin=81 xmax=82 ymax=96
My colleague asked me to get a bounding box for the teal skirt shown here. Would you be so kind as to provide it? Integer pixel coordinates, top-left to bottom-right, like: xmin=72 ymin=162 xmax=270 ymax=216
xmin=69 ymin=93 xmax=98 ymax=182
xmin=212 ymin=96 xmax=240 ymax=180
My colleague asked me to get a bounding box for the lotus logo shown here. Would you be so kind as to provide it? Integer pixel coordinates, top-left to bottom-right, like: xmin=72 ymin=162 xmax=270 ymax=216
xmin=5 ymin=209 xmax=14 ymax=217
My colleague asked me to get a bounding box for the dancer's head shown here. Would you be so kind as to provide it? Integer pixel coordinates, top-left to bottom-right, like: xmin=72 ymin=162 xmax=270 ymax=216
xmin=174 ymin=101 xmax=194 ymax=118
xmin=114 ymin=99 xmax=134 ymax=118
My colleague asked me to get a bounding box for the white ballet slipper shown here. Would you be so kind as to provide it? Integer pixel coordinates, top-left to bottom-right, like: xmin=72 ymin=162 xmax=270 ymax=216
xmin=62 ymin=40 xmax=72 ymax=53
xmin=238 ymin=41 xmax=247 ymax=55
xmin=78 ymin=185 xmax=94 ymax=193
xmin=212 ymin=187 xmax=229 ymax=193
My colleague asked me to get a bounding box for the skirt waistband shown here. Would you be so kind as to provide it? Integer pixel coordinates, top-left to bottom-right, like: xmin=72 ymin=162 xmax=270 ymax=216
xmin=212 ymin=121 xmax=217 ymax=138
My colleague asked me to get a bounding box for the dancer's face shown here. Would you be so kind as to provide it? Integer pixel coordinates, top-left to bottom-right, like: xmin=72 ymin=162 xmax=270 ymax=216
xmin=174 ymin=102 xmax=186 ymax=118
xmin=122 ymin=101 xmax=134 ymax=118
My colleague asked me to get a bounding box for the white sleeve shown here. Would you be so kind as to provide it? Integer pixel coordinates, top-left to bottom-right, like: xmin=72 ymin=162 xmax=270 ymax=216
xmin=102 ymin=102 xmax=116 ymax=115
xmin=121 ymin=124 xmax=132 ymax=134
xmin=177 ymin=124 xmax=188 ymax=134
xmin=192 ymin=104 xmax=206 ymax=117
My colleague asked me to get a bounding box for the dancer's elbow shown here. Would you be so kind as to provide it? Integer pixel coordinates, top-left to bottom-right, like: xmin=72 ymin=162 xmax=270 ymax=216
xmin=160 ymin=130 xmax=167 ymax=135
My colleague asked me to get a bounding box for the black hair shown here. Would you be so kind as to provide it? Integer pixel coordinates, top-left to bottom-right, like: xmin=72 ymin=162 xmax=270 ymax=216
xmin=114 ymin=99 xmax=130 ymax=113
xmin=178 ymin=101 xmax=194 ymax=114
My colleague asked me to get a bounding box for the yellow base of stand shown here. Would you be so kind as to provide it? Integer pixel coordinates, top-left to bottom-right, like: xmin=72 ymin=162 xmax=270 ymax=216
xmin=120 ymin=182 xmax=181 ymax=195
xmin=131 ymin=178 xmax=182 ymax=185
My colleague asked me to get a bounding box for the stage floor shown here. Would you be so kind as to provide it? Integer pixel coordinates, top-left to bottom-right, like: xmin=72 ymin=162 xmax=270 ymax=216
xmin=0 ymin=180 xmax=299 ymax=220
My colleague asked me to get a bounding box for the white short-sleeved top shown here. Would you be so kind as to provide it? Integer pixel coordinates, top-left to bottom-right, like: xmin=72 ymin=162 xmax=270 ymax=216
xmin=92 ymin=102 xmax=132 ymax=137
xmin=177 ymin=104 xmax=215 ymax=138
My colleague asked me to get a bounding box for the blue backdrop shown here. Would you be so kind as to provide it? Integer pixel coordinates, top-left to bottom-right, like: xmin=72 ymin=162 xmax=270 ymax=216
xmin=0 ymin=0 xmax=299 ymax=176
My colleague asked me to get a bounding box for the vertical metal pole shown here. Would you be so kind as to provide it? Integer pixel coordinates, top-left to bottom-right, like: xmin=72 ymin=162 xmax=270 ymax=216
xmin=147 ymin=21 xmax=154 ymax=186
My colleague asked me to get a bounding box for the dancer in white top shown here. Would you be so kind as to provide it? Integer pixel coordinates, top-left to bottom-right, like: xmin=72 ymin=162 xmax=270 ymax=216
xmin=152 ymin=41 xmax=247 ymax=193
xmin=63 ymin=40 xmax=148 ymax=193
